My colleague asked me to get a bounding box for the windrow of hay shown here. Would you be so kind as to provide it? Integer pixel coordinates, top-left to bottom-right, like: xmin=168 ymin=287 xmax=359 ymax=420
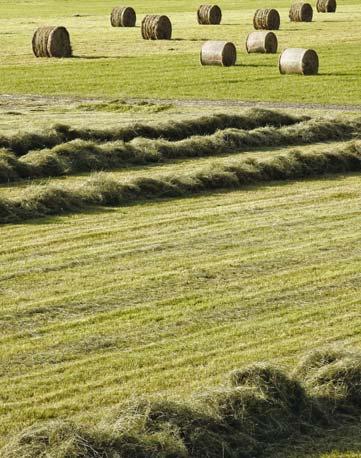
xmin=289 ymin=2 xmax=314 ymax=22
xmin=279 ymin=48 xmax=319 ymax=75
xmin=1 ymin=347 xmax=361 ymax=457
xmin=2 ymin=109 xmax=307 ymax=156
xmin=317 ymin=0 xmax=337 ymax=12
xmin=2 ymin=118 xmax=360 ymax=182
xmin=1 ymin=141 xmax=361 ymax=223
xmin=32 ymin=26 xmax=72 ymax=58
xmin=197 ymin=4 xmax=222 ymax=25
xmin=141 ymin=15 xmax=172 ymax=40
xmin=110 ymin=6 xmax=136 ymax=27
xmin=253 ymin=9 xmax=280 ymax=30
xmin=246 ymin=31 xmax=278 ymax=54
xmin=200 ymin=41 xmax=236 ymax=66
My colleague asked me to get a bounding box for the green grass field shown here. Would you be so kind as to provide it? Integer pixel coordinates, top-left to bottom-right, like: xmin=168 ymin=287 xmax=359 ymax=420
xmin=0 ymin=0 xmax=360 ymax=103
xmin=1 ymin=0 xmax=361 ymax=456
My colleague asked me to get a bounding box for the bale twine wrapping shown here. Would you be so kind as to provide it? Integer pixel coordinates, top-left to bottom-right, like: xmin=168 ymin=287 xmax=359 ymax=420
xmin=289 ymin=3 xmax=313 ymax=22
xmin=32 ymin=26 xmax=72 ymax=58
xmin=316 ymin=0 xmax=337 ymax=12
xmin=200 ymin=41 xmax=236 ymax=66
xmin=141 ymin=15 xmax=172 ymax=40
xmin=110 ymin=7 xmax=136 ymax=27
xmin=279 ymin=48 xmax=319 ymax=75
xmin=197 ymin=5 xmax=222 ymax=24
xmin=246 ymin=31 xmax=278 ymax=53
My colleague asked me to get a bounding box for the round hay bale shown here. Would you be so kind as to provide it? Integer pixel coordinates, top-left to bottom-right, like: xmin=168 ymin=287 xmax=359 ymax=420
xmin=246 ymin=31 xmax=278 ymax=53
xmin=289 ymin=3 xmax=313 ymax=22
xmin=110 ymin=6 xmax=136 ymax=27
xmin=200 ymin=41 xmax=236 ymax=66
xmin=316 ymin=0 xmax=337 ymax=12
xmin=253 ymin=9 xmax=280 ymax=30
xmin=141 ymin=15 xmax=172 ymax=40
xmin=32 ymin=26 xmax=72 ymax=58
xmin=279 ymin=48 xmax=319 ymax=75
xmin=197 ymin=5 xmax=222 ymax=25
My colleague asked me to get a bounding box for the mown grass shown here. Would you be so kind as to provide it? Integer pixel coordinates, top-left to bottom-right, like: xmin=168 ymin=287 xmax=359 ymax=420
xmin=0 ymin=0 xmax=360 ymax=103
xmin=1 ymin=168 xmax=361 ymax=455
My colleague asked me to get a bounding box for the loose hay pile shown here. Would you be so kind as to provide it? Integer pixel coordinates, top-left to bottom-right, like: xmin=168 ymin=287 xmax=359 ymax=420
xmin=32 ymin=26 xmax=72 ymax=58
xmin=253 ymin=8 xmax=281 ymax=30
xmin=279 ymin=48 xmax=319 ymax=75
xmin=110 ymin=6 xmax=136 ymax=27
xmin=197 ymin=4 xmax=222 ymax=25
xmin=317 ymin=0 xmax=337 ymax=12
xmin=246 ymin=31 xmax=278 ymax=53
xmin=200 ymin=41 xmax=237 ymax=66
xmin=141 ymin=15 xmax=172 ymax=40
xmin=289 ymin=2 xmax=314 ymax=22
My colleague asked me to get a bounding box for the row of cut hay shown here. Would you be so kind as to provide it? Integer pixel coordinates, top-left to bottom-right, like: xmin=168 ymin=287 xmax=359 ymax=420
xmin=1 ymin=347 xmax=360 ymax=457
xmin=1 ymin=141 xmax=361 ymax=223
xmin=2 ymin=117 xmax=360 ymax=182
xmin=2 ymin=109 xmax=306 ymax=156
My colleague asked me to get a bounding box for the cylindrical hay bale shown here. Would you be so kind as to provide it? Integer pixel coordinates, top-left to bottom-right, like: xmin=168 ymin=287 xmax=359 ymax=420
xmin=200 ymin=41 xmax=236 ymax=66
xmin=110 ymin=7 xmax=136 ymax=27
xmin=289 ymin=3 xmax=313 ymax=21
xmin=316 ymin=0 xmax=337 ymax=12
xmin=253 ymin=9 xmax=280 ymax=30
xmin=141 ymin=15 xmax=172 ymax=40
xmin=246 ymin=31 xmax=278 ymax=53
xmin=279 ymin=48 xmax=319 ymax=75
xmin=32 ymin=26 xmax=72 ymax=58
xmin=197 ymin=5 xmax=222 ymax=24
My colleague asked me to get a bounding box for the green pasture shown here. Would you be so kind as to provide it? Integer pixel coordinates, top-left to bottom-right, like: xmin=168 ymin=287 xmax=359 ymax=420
xmin=0 ymin=0 xmax=360 ymax=103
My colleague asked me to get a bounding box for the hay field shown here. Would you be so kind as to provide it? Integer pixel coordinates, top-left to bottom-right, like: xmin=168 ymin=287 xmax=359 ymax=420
xmin=0 ymin=0 xmax=360 ymax=103
xmin=1 ymin=0 xmax=361 ymax=456
xmin=1 ymin=105 xmax=361 ymax=456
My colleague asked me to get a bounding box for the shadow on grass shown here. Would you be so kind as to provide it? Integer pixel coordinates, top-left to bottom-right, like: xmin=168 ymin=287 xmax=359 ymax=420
xmin=267 ymin=421 xmax=361 ymax=457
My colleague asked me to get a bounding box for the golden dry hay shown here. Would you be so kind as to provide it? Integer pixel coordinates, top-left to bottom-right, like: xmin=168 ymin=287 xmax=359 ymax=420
xmin=141 ymin=15 xmax=172 ymax=40
xmin=317 ymin=0 xmax=337 ymax=12
xmin=197 ymin=5 xmax=222 ymax=24
xmin=279 ymin=48 xmax=319 ymax=75
xmin=110 ymin=7 xmax=136 ymax=27
xmin=289 ymin=3 xmax=313 ymax=22
xmin=32 ymin=26 xmax=72 ymax=58
xmin=253 ymin=9 xmax=280 ymax=30
xmin=246 ymin=31 xmax=278 ymax=53
xmin=200 ymin=41 xmax=237 ymax=66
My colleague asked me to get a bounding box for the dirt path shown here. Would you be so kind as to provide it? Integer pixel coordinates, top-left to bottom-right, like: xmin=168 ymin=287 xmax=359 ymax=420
xmin=1 ymin=93 xmax=361 ymax=112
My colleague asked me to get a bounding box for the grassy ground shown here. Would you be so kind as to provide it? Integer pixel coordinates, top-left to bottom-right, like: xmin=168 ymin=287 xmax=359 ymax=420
xmin=1 ymin=115 xmax=361 ymax=454
xmin=0 ymin=0 xmax=360 ymax=103
xmin=1 ymin=171 xmax=361 ymax=453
